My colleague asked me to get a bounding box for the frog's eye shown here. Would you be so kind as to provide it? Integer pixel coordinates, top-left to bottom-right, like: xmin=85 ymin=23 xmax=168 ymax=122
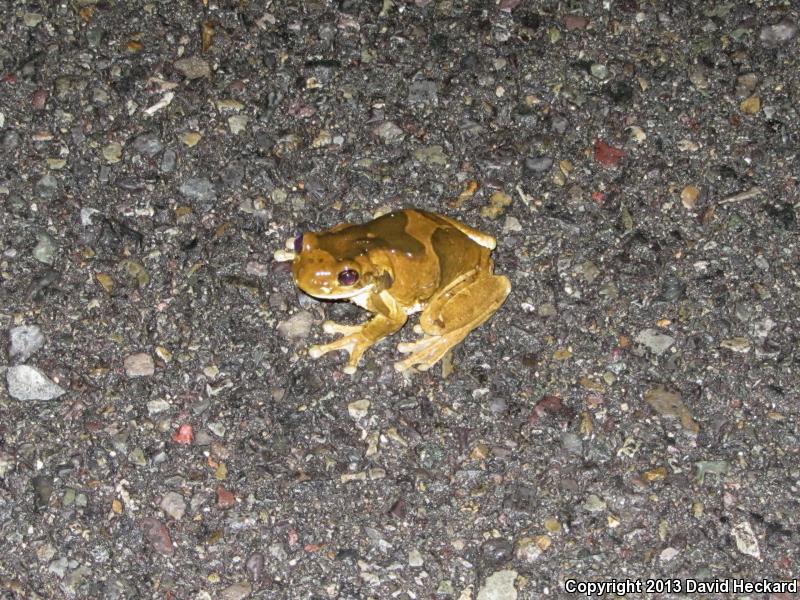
xmin=338 ymin=268 xmax=359 ymax=286
xmin=293 ymin=234 xmax=303 ymax=253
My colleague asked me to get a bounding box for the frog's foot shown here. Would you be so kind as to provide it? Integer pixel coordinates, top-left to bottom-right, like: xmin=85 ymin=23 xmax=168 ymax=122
xmin=308 ymin=325 xmax=372 ymax=375
xmin=309 ymin=315 xmax=407 ymax=374
xmin=394 ymin=327 xmax=471 ymax=372
xmin=309 ymin=336 xmax=368 ymax=374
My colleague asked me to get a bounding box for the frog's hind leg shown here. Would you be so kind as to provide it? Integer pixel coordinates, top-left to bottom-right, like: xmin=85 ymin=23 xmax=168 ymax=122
xmin=394 ymin=270 xmax=510 ymax=372
xmin=431 ymin=213 xmax=497 ymax=250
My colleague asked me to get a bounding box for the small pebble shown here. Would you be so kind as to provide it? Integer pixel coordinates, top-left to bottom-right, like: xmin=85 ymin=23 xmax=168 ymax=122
xmin=32 ymin=233 xmax=57 ymax=265
xmin=348 ymin=399 xmax=370 ymax=420
xmin=720 ymin=337 xmax=751 ymax=353
xmin=132 ymin=134 xmax=163 ymax=157
xmin=220 ymin=583 xmax=252 ymax=600
xmin=660 ymin=547 xmax=679 ymax=562
xmin=140 ymin=518 xmax=174 ymax=555
xmin=181 ymin=132 xmax=203 ymax=147
xmin=246 ymin=552 xmax=265 ymax=582
xmin=32 ymin=475 xmax=53 ymax=509
xmin=739 ymin=95 xmax=760 ymax=115
xmin=477 ymin=569 xmax=518 ymax=600
xmin=590 ymin=63 xmax=608 ymax=79
xmin=128 ymin=448 xmax=147 ymax=467
xmin=582 ymin=494 xmax=607 ymax=513
xmin=102 ymin=142 xmax=123 ymax=164
xmin=372 ymin=121 xmax=405 ymax=143
xmin=645 ymin=385 xmax=699 ymax=435
xmin=502 ymin=216 xmax=522 ymax=233
xmin=407 ymin=80 xmax=438 ymax=104
xmin=525 ymin=156 xmax=553 ymax=174
xmin=551 ymin=115 xmax=568 ymax=135
xmin=688 ymin=68 xmax=708 ymax=89
xmin=31 ymin=89 xmax=48 ymax=110
xmin=680 ymin=185 xmax=700 ymax=209
xmin=124 ymin=353 xmax=155 ymax=377
xmin=216 ymin=485 xmax=236 ymax=509
xmin=564 ymin=15 xmax=589 ymax=30
xmin=174 ymin=56 xmax=211 ymax=79
xmin=413 ymin=145 xmax=448 ymax=166
xmin=179 ymin=177 xmax=217 ymax=204
xmin=228 ymin=115 xmax=249 ymax=135
xmin=35 ymin=174 xmax=59 ymax=199
xmin=160 ymin=149 xmax=177 ymax=173
xmin=6 ymin=365 xmax=66 ymax=401
xmin=732 ymin=521 xmax=760 ymax=559
xmin=9 ymin=325 xmax=45 ymax=361
xmin=408 ymin=548 xmax=424 ymax=567
xmin=759 ymin=19 xmax=797 ymax=45
xmin=481 ymin=538 xmax=513 ymax=565
xmin=160 ymin=492 xmax=186 ymax=520
xmin=635 ymin=328 xmax=674 ymax=355
xmin=276 ymin=311 xmax=314 ymax=340
xmin=23 ymin=12 xmax=43 ymax=27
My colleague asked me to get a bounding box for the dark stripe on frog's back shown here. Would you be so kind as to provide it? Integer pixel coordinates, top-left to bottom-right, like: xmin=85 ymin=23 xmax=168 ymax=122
xmin=315 ymin=211 xmax=425 ymax=260
xmin=431 ymin=226 xmax=483 ymax=286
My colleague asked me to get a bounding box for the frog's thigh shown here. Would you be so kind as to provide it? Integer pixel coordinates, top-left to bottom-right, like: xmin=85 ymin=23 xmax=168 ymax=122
xmin=420 ymin=271 xmax=510 ymax=336
xmin=395 ymin=272 xmax=510 ymax=371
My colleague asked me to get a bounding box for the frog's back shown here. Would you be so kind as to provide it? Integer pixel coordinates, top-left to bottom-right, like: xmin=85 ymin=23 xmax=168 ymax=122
xmin=414 ymin=210 xmax=497 ymax=250
xmin=315 ymin=209 xmax=494 ymax=265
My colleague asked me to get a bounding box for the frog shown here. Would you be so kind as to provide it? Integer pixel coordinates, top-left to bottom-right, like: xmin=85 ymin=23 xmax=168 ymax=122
xmin=279 ymin=209 xmax=511 ymax=374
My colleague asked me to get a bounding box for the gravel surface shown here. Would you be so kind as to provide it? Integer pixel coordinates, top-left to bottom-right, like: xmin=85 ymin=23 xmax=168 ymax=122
xmin=1 ymin=1 xmax=799 ymax=599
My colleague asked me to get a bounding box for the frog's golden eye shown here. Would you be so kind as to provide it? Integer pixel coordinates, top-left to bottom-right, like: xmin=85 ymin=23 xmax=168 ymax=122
xmin=338 ymin=268 xmax=359 ymax=286
xmin=293 ymin=234 xmax=303 ymax=253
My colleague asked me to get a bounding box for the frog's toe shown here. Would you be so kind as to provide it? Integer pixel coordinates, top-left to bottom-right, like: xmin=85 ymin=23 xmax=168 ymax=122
xmin=394 ymin=355 xmax=421 ymax=372
xmin=395 ymin=354 xmax=435 ymax=372
xmin=308 ymin=344 xmax=326 ymax=359
xmin=308 ymin=337 xmax=354 ymax=358
xmin=322 ymin=321 xmax=362 ymax=335
xmin=393 ymin=359 xmax=411 ymax=372
xmin=344 ymin=343 xmax=369 ymax=373
xmin=397 ymin=336 xmax=436 ymax=354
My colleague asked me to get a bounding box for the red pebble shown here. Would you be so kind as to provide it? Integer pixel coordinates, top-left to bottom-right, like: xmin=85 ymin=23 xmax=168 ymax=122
xmin=529 ymin=394 xmax=575 ymax=425
xmin=288 ymin=528 xmax=300 ymax=546
xmin=140 ymin=517 xmax=174 ymax=555
xmin=32 ymin=89 xmax=48 ymax=110
xmin=594 ymin=139 xmax=626 ymax=167
xmin=172 ymin=423 xmax=194 ymax=444
xmin=564 ymin=15 xmax=589 ymax=30
xmin=216 ymin=485 xmax=236 ymax=509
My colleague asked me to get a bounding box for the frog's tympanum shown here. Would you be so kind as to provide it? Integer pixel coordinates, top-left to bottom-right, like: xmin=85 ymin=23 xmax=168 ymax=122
xmin=284 ymin=209 xmax=511 ymax=374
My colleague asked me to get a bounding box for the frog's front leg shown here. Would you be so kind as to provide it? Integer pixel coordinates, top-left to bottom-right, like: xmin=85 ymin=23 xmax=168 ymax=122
xmin=309 ymin=306 xmax=407 ymax=374
xmin=395 ymin=268 xmax=510 ymax=372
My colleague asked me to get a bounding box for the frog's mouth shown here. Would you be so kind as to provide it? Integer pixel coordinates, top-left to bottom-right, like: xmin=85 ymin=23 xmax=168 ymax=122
xmin=314 ymin=284 xmax=375 ymax=299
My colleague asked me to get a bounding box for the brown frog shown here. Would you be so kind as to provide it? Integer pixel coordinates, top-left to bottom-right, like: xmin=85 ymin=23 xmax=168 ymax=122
xmin=281 ymin=209 xmax=511 ymax=373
